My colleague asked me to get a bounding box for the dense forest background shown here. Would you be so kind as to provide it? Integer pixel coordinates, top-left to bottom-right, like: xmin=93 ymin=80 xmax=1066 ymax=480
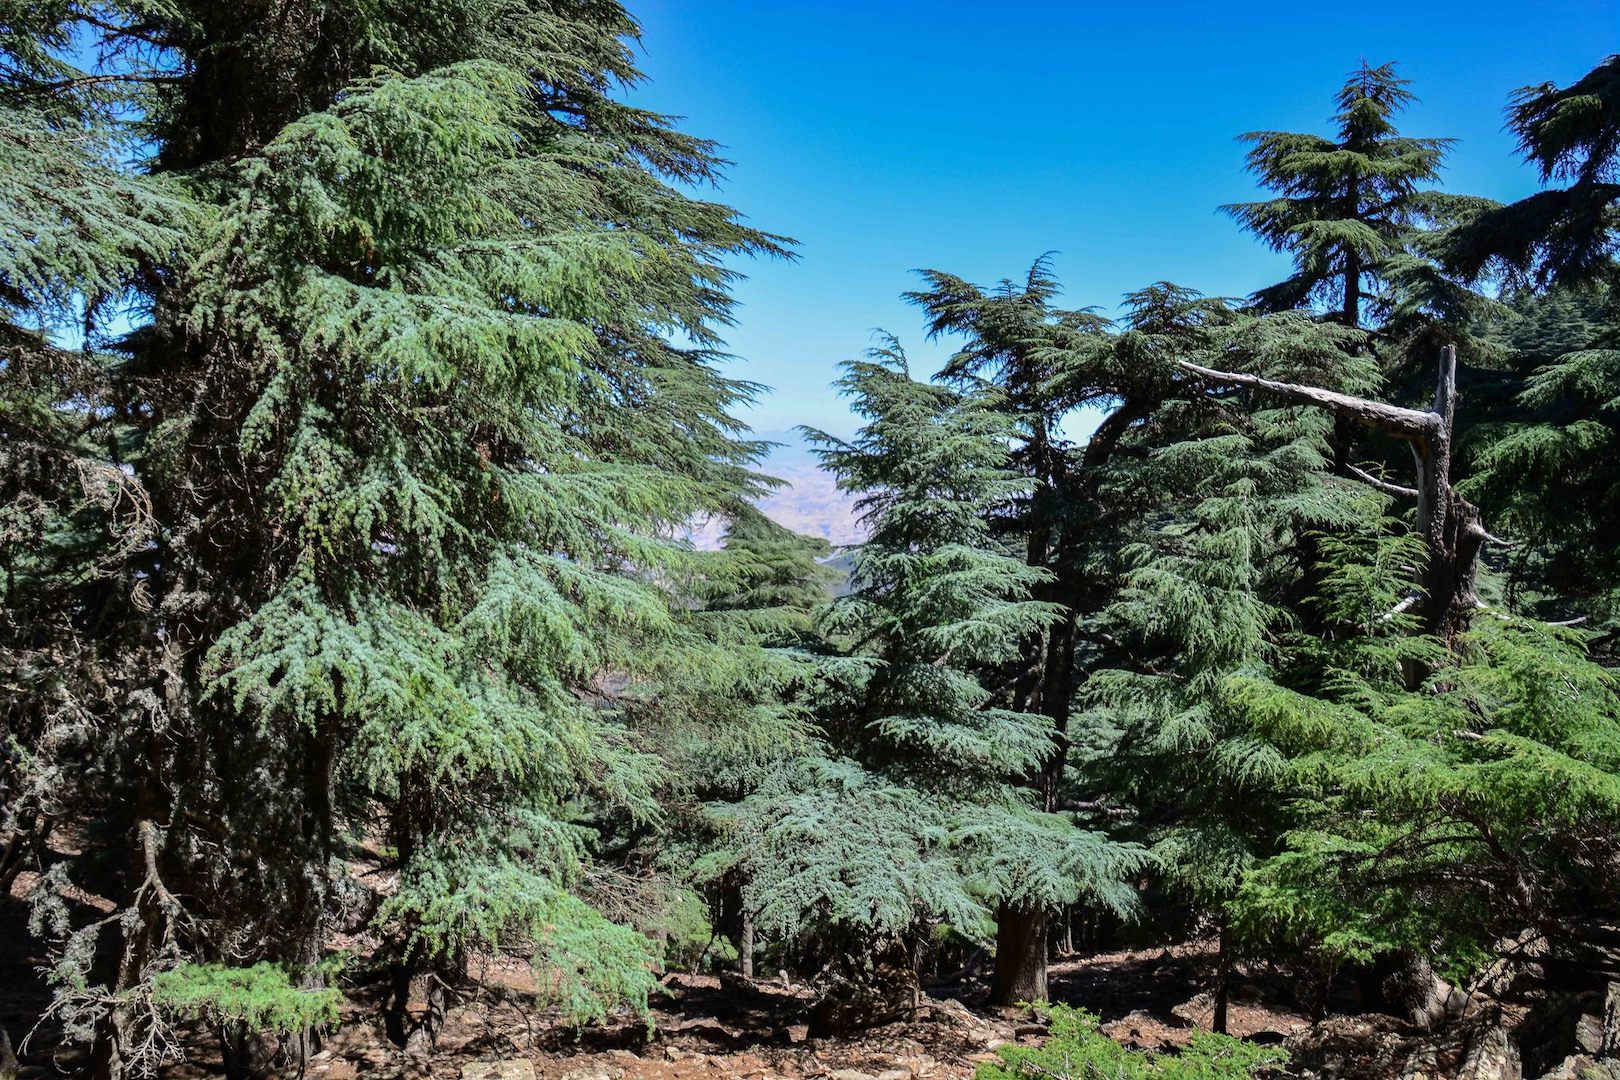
xmin=2 ymin=3 xmax=1618 ymax=1079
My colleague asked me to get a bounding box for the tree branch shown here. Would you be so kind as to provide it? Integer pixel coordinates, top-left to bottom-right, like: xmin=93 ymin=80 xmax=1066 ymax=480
xmin=3 ymin=72 xmax=182 ymax=101
xmin=1381 ymin=594 xmax=1422 ymax=622
xmin=1345 ymin=463 xmax=1419 ymax=499
xmin=1176 ymin=360 xmax=1436 ymax=439
xmin=1466 ymin=522 xmax=1514 ymax=548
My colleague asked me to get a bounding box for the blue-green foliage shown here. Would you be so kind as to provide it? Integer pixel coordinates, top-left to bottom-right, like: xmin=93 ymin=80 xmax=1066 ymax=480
xmin=1223 ymin=61 xmax=1455 ymax=325
xmin=2 ymin=0 xmax=794 ymax=1057
xmin=1463 ymin=285 xmax=1620 ymax=640
xmin=1077 ymin=293 xmax=1372 ymax=915
xmin=1214 ymin=495 xmax=1620 ymax=977
xmin=707 ymin=344 xmax=1148 ymax=957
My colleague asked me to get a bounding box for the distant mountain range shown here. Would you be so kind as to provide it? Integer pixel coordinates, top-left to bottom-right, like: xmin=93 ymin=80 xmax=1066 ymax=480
xmin=684 ymin=437 xmax=866 ymax=551
xmin=754 ymin=459 xmax=864 ymax=547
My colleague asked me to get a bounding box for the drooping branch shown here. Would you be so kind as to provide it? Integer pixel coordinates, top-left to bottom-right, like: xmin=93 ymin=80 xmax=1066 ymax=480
xmin=2 ymin=72 xmax=184 ymax=101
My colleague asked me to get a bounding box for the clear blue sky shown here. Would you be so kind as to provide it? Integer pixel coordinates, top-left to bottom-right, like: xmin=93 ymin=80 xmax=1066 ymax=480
xmin=626 ymin=0 xmax=1616 ymax=452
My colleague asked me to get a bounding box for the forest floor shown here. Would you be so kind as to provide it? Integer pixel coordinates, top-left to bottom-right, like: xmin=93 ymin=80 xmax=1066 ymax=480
xmin=0 ymin=878 xmax=1388 ymax=1080
xmin=1 ymin=870 xmax=1555 ymax=1079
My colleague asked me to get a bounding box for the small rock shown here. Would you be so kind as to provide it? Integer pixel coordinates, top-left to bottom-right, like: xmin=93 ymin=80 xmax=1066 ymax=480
xmin=1533 ymin=1053 xmax=1593 ymax=1080
xmin=1171 ymin=992 xmax=1214 ymax=1029
xmin=461 ymin=1062 xmax=537 ymax=1080
xmin=826 ymin=1071 xmax=878 ymax=1080
xmin=896 ymin=1054 xmax=936 ymax=1078
xmin=787 ymin=1023 xmax=810 ymax=1043
xmin=877 ymin=1070 xmax=913 ymax=1080
xmin=324 ymin=1062 xmax=358 ymax=1080
xmin=1577 ymin=1013 xmax=1606 ymax=1055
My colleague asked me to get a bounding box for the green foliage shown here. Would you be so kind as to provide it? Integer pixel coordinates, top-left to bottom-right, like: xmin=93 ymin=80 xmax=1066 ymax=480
xmin=657 ymin=888 xmax=736 ymax=972
xmin=976 ymin=1005 xmax=1287 ymax=1080
xmin=1 ymin=0 xmax=800 ymax=1065
xmin=6 ymin=4 xmax=1620 ymax=1067
xmin=1232 ymin=591 xmax=1620 ymax=977
xmin=149 ymin=964 xmax=342 ymax=1037
xmin=713 ymin=756 xmax=993 ymax=943
xmin=707 ymin=342 xmax=1145 ymax=969
xmin=1443 ymin=55 xmax=1620 ymax=288
xmin=1072 ymin=292 xmax=1372 ymax=945
xmin=1463 ymin=284 xmax=1620 ymax=641
xmin=1224 ymin=61 xmax=1454 ymax=326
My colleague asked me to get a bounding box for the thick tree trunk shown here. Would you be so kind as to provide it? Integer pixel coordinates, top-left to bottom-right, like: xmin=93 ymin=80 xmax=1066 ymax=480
xmin=1037 ymin=611 xmax=1078 ymax=810
xmin=1408 ymin=348 xmax=1493 ymax=644
xmin=991 ymin=904 xmax=1048 ymax=1006
xmin=740 ymin=909 xmax=755 ymax=979
xmin=1378 ymin=948 xmax=1458 ymax=1030
xmin=220 ymin=1022 xmax=276 ymax=1080
xmin=405 ymin=977 xmax=447 ymax=1060
xmin=278 ymin=728 xmax=335 ymax=1074
xmin=386 ymin=949 xmax=449 ymax=1056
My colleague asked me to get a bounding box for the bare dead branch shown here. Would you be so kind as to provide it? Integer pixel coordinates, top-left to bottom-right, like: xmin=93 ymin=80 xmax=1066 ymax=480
xmin=1466 ymin=522 xmax=1515 ymax=548
xmin=1381 ymin=594 xmax=1422 ymax=622
xmin=1345 ymin=463 xmax=1420 ymax=499
xmin=1176 ymin=360 xmax=1436 ymax=438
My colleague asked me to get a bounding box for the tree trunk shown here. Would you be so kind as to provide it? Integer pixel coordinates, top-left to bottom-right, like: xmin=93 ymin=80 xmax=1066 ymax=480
xmin=404 ymin=976 xmax=447 ymax=1060
xmin=1409 ymin=348 xmax=1491 ymax=644
xmin=278 ymin=727 xmax=335 ymax=1074
xmin=1212 ymin=920 xmax=1231 ymax=1034
xmin=220 ymin=1021 xmax=276 ymax=1080
xmin=1038 ymin=612 xmax=1078 ymax=809
xmin=1342 ymin=229 xmax=1363 ymax=328
xmin=1381 ymin=948 xmax=1452 ymax=1031
xmin=991 ymin=904 xmax=1048 ymax=1006
xmin=740 ymin=909 xmax=755 ymax=979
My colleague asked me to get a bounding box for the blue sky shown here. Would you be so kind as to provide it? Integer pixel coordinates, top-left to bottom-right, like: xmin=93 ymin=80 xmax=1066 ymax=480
xmin=626 ymin=1 xmax=1616 ymax=456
